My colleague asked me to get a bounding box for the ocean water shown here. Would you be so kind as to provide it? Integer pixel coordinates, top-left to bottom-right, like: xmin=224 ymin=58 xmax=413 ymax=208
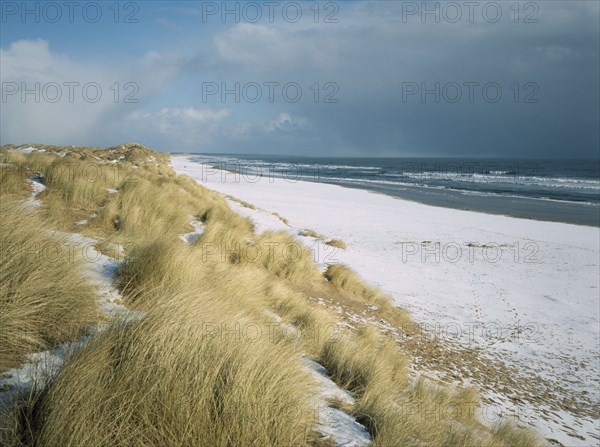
xmin=190 ymin=155 xmax=600 ymax=226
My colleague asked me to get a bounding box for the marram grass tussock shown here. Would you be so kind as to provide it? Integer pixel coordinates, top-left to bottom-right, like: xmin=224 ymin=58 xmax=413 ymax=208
xmin=0 ymin=199 xmax=98 ymax=371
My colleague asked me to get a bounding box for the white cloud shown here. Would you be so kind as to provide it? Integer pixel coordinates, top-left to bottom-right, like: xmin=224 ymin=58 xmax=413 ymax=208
xmin=264 ymin=112 xmax=307 ymax=133
xmin=0 ymin=39 xmax=179 ymax=147
xmin=123 ymin=107 xmax=231 ymax=149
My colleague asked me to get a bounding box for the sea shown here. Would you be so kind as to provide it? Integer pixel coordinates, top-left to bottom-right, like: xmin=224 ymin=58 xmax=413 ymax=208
xmin=188 ymin=155 xmax=600 ymax=227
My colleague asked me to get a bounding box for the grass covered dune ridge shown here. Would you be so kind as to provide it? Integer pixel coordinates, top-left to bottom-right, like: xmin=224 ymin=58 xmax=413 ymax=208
xmin=0 ymin=199 xmax=98 ymax=371
xmin=0 ymin=143 xmax=543 ymax=446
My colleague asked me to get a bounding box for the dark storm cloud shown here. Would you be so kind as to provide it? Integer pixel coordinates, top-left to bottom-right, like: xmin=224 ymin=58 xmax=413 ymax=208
xmin=186 ymin=1 xmax=599 ymax=158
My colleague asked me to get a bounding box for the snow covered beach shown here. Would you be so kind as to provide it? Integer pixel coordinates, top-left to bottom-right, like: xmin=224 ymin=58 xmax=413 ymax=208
xmin=172 ymin=155 xmax=600 ymax=446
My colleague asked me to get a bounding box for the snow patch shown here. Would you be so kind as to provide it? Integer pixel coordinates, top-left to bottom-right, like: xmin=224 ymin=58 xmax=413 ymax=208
xmin=304 ymin=358 xmax=372 ymax=447
xmin=11 ymin=146 xmax=40 ymax=154
xmin=179 ymin=218 xmax=204 ymax=244
xmin=23 ymin=176 xmax=46 ymax=209
xmin=0 ymin=337 xmax=89 ymax=412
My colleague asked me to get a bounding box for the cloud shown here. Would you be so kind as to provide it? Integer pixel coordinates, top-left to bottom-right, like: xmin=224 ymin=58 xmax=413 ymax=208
xmin=264 ymin=112 xmax=308 ymax=133
xmin=188 ymin=1 xmax=599 ymax=157
xmin=1 ymin=1 xmax=598 ymax=157
xmin=123 ymin=107 xmax=231 ymax=150
xmin=0 ymin=39 xmax=180 ymax=147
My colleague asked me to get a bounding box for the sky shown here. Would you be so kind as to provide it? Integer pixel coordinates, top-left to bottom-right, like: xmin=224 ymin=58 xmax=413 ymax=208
xmin=1 ymin=1 xmax=599 ymax=158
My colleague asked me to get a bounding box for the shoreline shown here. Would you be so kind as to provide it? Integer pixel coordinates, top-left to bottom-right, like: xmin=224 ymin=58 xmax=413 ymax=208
xmin=172 ymin=154 xmax=600 ymax=446
xmin=323 ymin=180 xmax=600 ymax=228
xmin=183 ymin=155 xmax=600 ymax=228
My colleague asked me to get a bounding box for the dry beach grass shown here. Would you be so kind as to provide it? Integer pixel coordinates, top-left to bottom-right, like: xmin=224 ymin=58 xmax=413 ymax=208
xmin=0 ymin=144 xmax=544 ymax=446
xmin=0 ymin=199 xmax=98 ymax=371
